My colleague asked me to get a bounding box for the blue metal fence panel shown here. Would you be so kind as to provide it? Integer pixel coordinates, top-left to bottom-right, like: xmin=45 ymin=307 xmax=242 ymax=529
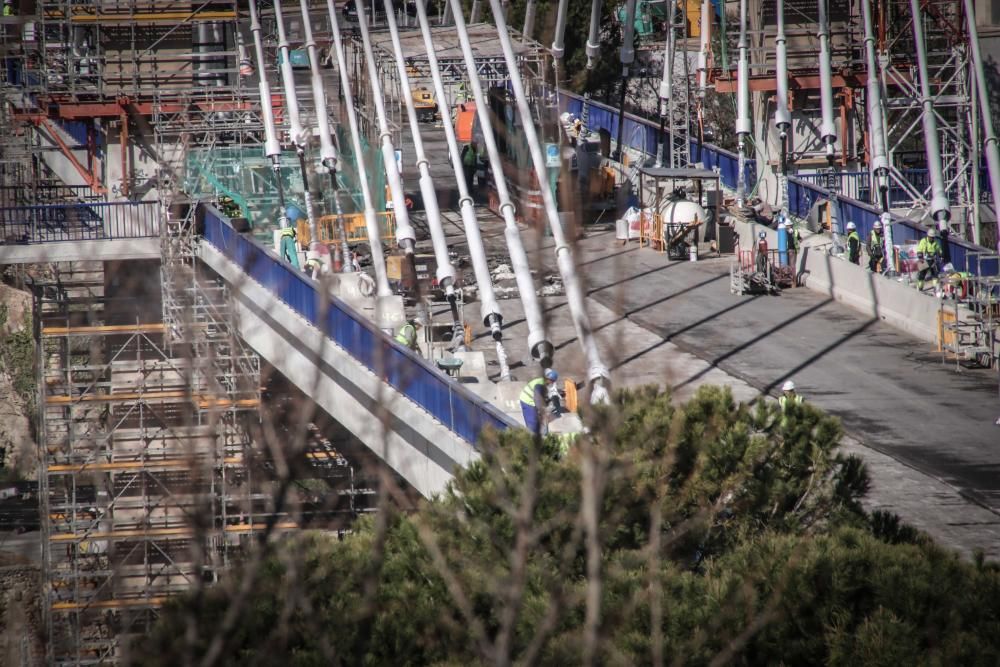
xmin=561 ymin=91 xmax=756 ymax=191
xmin=202 ymin=211 xmax=515 ymax=445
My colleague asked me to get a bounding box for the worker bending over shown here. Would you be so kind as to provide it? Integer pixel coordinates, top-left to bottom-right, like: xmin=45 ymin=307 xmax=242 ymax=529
xmin=395 ymin=319 xmax=421 ymax=353
xmin=520 ymin=369 xmax=560 ymax=436
xmin=303 ymin=253 xmax=324 ymax=280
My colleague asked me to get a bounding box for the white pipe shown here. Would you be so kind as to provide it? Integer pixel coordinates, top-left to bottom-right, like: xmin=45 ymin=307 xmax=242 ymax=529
xmin=449 ymin=0 xmax=551 ymax=364
xmin=817 ymin=0 xmax=837 ymax=162
xmin=909 ymin=0 xmax=950 ymax=225
xmin=774 ymin=0 xmax=790 ymax=131
xmin=620 ymin=0 xmax=637 ymax=72
xmin=355 ymin=0 xmax=417 ymax=249
xmin=275 ymin=0 xmax=320 ymax=245
xmin=697 ymin=0 xmax=710 ymax=97
xmin=249 ymin=0 xmax=290 ymax=234
xmin=300 ymin=0 xmax=350 ymax=267
xmin=551 ymin=0 xmax=569 ymax=61
xmin=736 ymin=0 xmax=749 ymax=205
xmin=522 ymin=0 xmax=537 ymax=40
xmin=965 ymin=0 xmax=1000 ymax=248
xmin=416 ymin=0 xmax=508 ymax=378
xmin=325 ymin=0 xmax=392 ymax=296
xmin=273 ymin=0 xmax=306 ymax=147
xmin=658 ymin=0 xmax=675 ymax=115
xmin=299 ymin=0 xmax=336 ymax=166
xmin=248 ymin=0 xmax=281 ymax=160
xmin=383 ymin=0 xmax=457 ymax=290
xmin=861 ymin=0 xmax=887 ymax=175
xmin=586 ymin=0 xmax=603 ymax=69
xmin=488 ymin=0 xmax=611 ymax=402
xmin=861 ymin=0 xmax=893 ymax=261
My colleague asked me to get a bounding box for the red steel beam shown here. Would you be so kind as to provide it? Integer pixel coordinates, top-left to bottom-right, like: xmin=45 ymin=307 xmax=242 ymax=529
xmin=34 ymin=117 xmax=107 ymax=195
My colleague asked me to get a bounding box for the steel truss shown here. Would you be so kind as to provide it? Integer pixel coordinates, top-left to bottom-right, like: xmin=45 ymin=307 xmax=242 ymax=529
xmin=879 ymin=0 xmax=976 ymax=235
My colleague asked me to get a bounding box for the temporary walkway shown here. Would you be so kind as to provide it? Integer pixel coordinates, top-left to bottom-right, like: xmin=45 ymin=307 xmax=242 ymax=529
xmin=197 ymin=210 xmax=514 ymax=498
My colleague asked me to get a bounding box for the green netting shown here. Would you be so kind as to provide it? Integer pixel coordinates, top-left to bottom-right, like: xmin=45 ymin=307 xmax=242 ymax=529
xmin=183 ymin=132 xmax=386 ymax=246
xmin=335 ymin=126 xmax=386 ymax=212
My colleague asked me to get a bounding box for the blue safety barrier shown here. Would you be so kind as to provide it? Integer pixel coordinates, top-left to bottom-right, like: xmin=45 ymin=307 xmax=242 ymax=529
xmin=201 ymin=210 xmax=515 ymax=445
xmin=559 ymin=91 xmax=757 ymax=191
xmin=558 ymin=90 xmax=997 ymax=277
xmin=0 ymin=200 xmax=160 ymax=244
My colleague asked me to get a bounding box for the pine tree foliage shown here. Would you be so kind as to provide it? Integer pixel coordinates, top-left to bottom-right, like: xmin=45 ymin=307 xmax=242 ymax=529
xmin=134 ymin=386 xmax=1000 ymax=665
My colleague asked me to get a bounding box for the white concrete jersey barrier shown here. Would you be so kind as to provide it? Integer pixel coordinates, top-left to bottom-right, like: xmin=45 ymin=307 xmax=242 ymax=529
xmin=733 ymin=219 xmax=948 ymax=345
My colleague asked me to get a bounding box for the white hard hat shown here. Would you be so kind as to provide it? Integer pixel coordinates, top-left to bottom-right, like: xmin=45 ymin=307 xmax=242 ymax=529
xmin=782 ymin=380 xmax=795 ymax=392
xmin=927 ymin=228 xmax=937 ymax=237
xmin=873 ymin=220 xmax=882 ymax=230
xmin=846 ymin=221 xmax=856 ymax=230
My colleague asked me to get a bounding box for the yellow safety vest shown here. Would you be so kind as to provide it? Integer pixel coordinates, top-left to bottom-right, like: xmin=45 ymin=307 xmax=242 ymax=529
xmin=280 ymin=226 xmax=296 ymax=238
xmin=779 ymin=394 xmax=803 ymax=410
xmin=519 ymin=378 xmax=545 ymax=407
xmin=917 ymin=237 xmax=942 ymax=257
xmin=395 ymin=323 xmax=416 ymax=347
xmin=305 ymin=258 xmax=322 ymax=272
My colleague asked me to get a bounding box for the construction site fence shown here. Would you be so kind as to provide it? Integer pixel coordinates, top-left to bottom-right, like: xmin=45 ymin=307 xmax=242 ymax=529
xmin=558 ymin=90 xmax=999 ymax=279
xmin=296 ymin=212 xmax=396 ymax=246
xmin=559 ymin=91 xmax=757 ymax=192
xmin=0 ymin=200 xmax=160 ymax=244
xmin=201 ymin=209 xmax=516 ymax=444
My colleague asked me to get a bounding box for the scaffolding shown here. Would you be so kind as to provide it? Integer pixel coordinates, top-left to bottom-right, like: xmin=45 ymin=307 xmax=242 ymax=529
xmin=878 ymin=0 xmax=978 ymax=239
xmin=34 ymin=252 xmax=260 ymax=665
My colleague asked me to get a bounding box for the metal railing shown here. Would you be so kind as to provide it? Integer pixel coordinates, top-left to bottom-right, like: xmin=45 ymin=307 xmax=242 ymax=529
xmin=0 ymin=200 xmax=160 ymax=244
xmin=201 ymin=209 xmax=515 ymax=445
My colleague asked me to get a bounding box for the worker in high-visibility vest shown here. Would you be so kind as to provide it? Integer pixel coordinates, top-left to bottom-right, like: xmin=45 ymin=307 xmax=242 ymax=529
xmin=846 ymin=221 xmax=862 ymax=265
xmin=520 ymin=368 xmax=559 ymax=435
xmin=279 ymin=226 xmax=300 ymax=269
xmin=3 ymin=1 xmax=15 ymax=16
xmin=779 ymin=380 xmax=803 ymax=411
xmin=868 ymin=220 xmax=885 ymax=273
xmin=303 ymin=253 xmax=324 ymax=280
xmin=916 ymin=227 xmax=943 ymax=290
xmin=394 ymin=320 xmax=420 ymax=352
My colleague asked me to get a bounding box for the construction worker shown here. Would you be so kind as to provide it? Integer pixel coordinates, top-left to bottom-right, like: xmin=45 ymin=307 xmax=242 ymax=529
xmin=303 ymin=253 xmax=324 ymax=280
xmin=395 ymin=319 xmax=420 ymax=353
xmin=755 ymin=231 xmax=769 ymax=275
xmin=779 ymin=380 xmax=803 ymax=411
xmin=846 ymin=221 xmax=862 ymax=265
xmin=461 ymin=140 xmax=478 ymax=194
xmin=279 ymin=226 xmax=300 ymax=269
xmin=868 ymin=220 xmax=885 ymax=272
xmin=916 ymin=227 xmax=943 ymax=290
xmin=3 ymin=1 xmax=15 ymax=16
xmin=520 ymin=368 xmax=559 ymax=436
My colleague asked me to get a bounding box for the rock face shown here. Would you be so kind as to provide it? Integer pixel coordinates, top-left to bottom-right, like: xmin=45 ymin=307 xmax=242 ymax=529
xmin=0 ymin=285 xmax=37 ymax=479
xmin=0 ymin=564 xmax=44 ymax=666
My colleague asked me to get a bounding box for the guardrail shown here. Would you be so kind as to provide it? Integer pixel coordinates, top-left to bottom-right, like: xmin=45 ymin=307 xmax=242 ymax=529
xmin=201 ymin=209 xmax=515 ymax=445
xmin=0 ymin=201 xmax=160 ymax=244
